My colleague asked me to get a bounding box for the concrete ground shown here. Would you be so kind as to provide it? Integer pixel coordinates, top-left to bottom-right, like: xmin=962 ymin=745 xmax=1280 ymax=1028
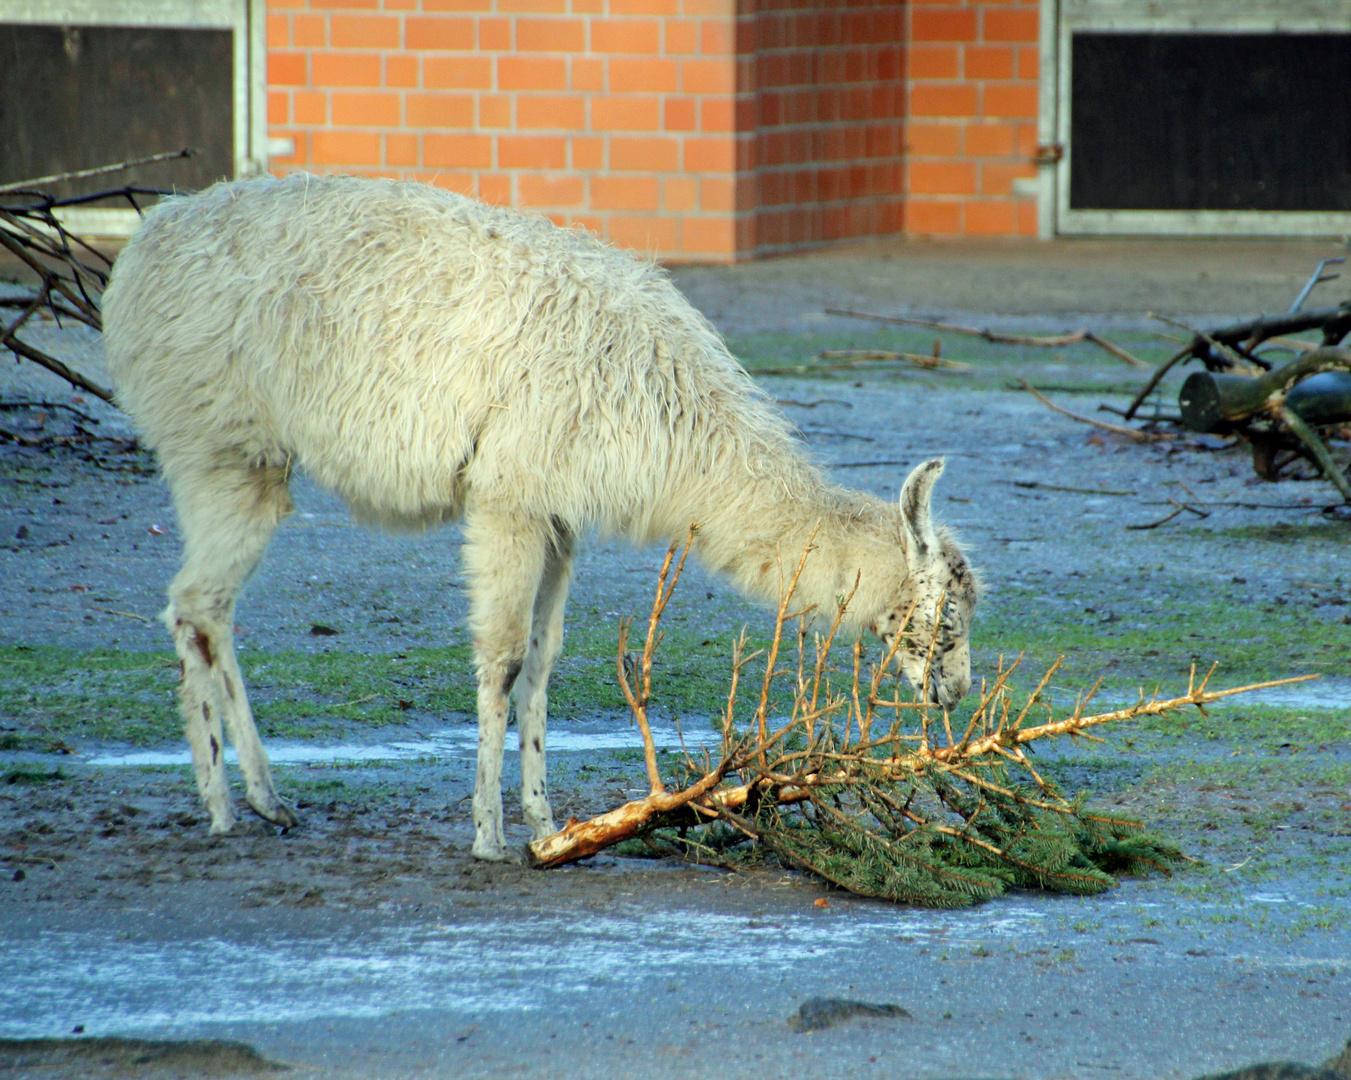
xmin=2 ymin=231 xmax=1349 ymax=1080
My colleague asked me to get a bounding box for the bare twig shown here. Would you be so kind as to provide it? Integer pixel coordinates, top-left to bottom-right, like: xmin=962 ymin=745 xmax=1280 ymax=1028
xmin=0 ymin=148 xmax=193 ymax=196
xmin=825 ymin=309 xmax=1148 ymax=367
xmin=1123 ymin=341 xmax=1197 ymax=421
xmin=817 ymin=349 xmax=971 ymax=371
xmin=1150 ymin=313 xmax=1256 ymax=372
xmin=1019 ymin=380 xmax=1165 ymax=442
xmin=616 ymin=527 xmax=699 ymax=795
xmin=1008 ymin=480 xmax=1136 ymax=496
xmin=88 ymin=606 xmax=151 ymax=623
xmin=1288 ymin=257 xmax=1343 ymax=314
xmin=0 ymin=335 xmax=115 ymax=403
xmin=1126 ymin=499 xmax=1209 ymax=530
xmin=1083 ymin=332 xmax=1150 ymax=368
xmin=1280 ymin=405 xmax=1351 ymax=503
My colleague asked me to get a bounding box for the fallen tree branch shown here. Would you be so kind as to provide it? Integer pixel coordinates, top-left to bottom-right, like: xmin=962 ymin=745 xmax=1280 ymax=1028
xmin=527 ymin=540 xmax=1311 ymax=905
xmin=1007 ymin=480 xmax=1136 ymax=496
xmin=1123 ymin=303 xmax=1351 ymax=422
xmin=0 ymin=148 xmax=193 ymax=196
xmin=1019 ymin=380 xmax=1167 ymax=442
xmin=1 ymin=158 xmax=191 ymax=407
xmin=1126 ymin=499 xmax=1210 ymax=529
xmin=825 ymin=308 xmax=1148 ymax=367
xmin=1280 ymin=405 xmax=1351 ymax=503
xmin=817 ymin=349 xmax=971 ymax=371
xmin=0 ymin=335 xmax=115 ymax=403
xmin=1178 ymin=347 xmax=1351 ymax=431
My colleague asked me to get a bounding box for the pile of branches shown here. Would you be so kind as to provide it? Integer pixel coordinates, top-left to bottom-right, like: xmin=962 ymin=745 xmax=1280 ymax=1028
xmin=1 ymin=149 xmax=190 ymax=407
xmin=825 ymin=260 xmax=1351 ymax=508
xmin=1124 ymin=290 xmax=1351 ymax=502
xmin=529 ymin=534 xmax=1308 ymax=907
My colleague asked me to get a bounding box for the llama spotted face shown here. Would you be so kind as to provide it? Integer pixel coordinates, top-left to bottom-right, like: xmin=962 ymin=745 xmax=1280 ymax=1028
xmin=872 ymin=459 xmax=977 ymax=712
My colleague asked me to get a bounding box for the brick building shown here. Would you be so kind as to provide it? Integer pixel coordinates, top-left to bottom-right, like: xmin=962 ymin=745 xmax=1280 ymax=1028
xmin=5 ymin=1 xmax=1350 ymax=261
xmin=264 ymin=0 xmax=1041 ymax=261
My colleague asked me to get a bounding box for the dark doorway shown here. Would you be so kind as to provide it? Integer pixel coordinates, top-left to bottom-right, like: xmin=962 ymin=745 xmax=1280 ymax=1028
xmin=1069 ymin=32 xmax=1351 ymax=212
xmin=0 ymin=23 xmax=234 ymax=199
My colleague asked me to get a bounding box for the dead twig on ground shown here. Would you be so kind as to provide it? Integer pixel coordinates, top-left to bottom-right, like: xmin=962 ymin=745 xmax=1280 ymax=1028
xmin=1126 ymin=499 xmax=1210 ymax=530
xmin=1019 ymin=380 xmax=1168 ymax=442
xmin=88 ymin=606 xmax=152 ymax=623
xmin=775 ymin=398 xmax=854 ymax=409
xmin=825 ymin=308 xmax=1149 ymax=367
xmin=1007 ymin=480 xmax=1136 ymax=496
xmin=754 ymin=350 xmax=969 ymax=376
xmin=817 ymin=349 xmax=971 ymax=371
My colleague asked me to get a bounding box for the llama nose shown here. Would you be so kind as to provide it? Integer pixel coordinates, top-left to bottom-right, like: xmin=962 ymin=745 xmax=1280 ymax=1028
xmin=933 ymin=674 xmax=966 ymax=712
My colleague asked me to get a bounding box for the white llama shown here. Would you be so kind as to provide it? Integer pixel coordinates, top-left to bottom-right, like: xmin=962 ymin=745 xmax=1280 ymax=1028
xmin=102 ymin=174 xmax=978 ymax=862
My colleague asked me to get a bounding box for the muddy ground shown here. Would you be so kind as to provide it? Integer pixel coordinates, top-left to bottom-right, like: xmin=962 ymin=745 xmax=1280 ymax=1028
xmin=1 ymin=236 xmax=1349 ymax=1079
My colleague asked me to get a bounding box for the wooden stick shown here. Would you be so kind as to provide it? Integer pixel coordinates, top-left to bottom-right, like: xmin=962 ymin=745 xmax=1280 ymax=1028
xmin=0 ymin=148 xmax=193 ymax=195
xmin=0 ymin=335 xmax=115 ymax=403
xmin=527 ymin=762 xmax=735 ymax=866
xmin=1083 ymin=332 xmax=1150 ymax=368
xmin=826 ymin=308 xmax=1091 ymax=347
xmin=817 ymin=349 xmax=971 ymax=371
xmin=1280 ymin=405 xmax=1351 ymax=503
xmin=1123 ymin=341 xmax=1197 ymax=421
xmin=1018 ymin=380 xmax=1162 ymax=442
xmin=825 ymin=308 xmax=1147 ymax=367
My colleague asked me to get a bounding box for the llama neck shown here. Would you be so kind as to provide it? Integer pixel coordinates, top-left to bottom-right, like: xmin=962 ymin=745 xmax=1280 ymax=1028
xmin=685 ymin=463 xmax=904 ymax=633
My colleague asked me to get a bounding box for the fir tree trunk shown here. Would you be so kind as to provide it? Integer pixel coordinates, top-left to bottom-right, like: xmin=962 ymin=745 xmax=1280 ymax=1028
xmin=1179 ymin=348 xmax=1351 ymax=432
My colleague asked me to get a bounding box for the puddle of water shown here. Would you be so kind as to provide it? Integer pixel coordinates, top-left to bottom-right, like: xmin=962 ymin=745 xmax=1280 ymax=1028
xmin=1240 ymin=678 xmax=1350 ymax=710
xmin=86 ymin=719 xmax=724 ymax=768
xmin=1038 ymin=678 xmax=1349 ymax=713
xmin=69 ymin=673 xmax=1349 ymax=770
xmin=2 ymin=890 xmax=1342 ymax=1040
xmin=0 ymin=904 xmax=1050 ymax=1037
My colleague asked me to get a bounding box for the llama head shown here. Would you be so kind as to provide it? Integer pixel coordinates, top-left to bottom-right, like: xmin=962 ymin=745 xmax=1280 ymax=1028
xmin=871 ymin=459 xmax=977 ymax=711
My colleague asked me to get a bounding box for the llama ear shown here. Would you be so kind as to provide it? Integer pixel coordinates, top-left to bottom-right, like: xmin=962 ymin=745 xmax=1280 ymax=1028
xmin=899 ymin=458 xmax=944 ymax=556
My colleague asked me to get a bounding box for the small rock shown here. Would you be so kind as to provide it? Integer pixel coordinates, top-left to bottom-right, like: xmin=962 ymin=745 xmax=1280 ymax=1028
xmin=790 ymin=997 xmax=911 ymax=1033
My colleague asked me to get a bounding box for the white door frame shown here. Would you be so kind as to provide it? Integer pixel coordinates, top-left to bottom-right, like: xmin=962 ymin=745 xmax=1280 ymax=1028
xmin=1038 ymin=0 xmax=1351 ymax=237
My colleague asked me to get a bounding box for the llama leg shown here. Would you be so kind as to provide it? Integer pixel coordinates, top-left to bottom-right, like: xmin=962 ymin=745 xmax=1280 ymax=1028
xmin=211 ymin=616 xmax=298 ymax=827
xmin=516 ymin=524 xmax=575 ymax=842
xmin=167 ymin=603 xmax=235 ymax=833
xmin=462 ymin=510 xmax=550 ymax=861
xmin=164 ymin=462 xmax=295 ymax=832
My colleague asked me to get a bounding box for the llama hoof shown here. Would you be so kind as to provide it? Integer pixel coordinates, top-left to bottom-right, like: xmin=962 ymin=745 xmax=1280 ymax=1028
xmin=528 ymin=820 xmax=559 ymax=842
xmin=471 ymin=839 xmax=522 ymax=864
xmin=247 ymin=795 xmax=301 ymax=830
xmin=206 ymin=811 xmax=238 ymax=835
xmin=222 ymin=819 xmax=275 ymax=838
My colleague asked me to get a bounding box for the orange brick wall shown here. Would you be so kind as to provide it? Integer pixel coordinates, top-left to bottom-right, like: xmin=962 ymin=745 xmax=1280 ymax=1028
xmin=267 ymin=0 xmax=748 ymax=260
xmin=750 ymin=0 xmax=907 ymax=253
xmin=266 ymin=0 xmax=1041 ymax=260
xmin=905 ymin=0 xmax=1039 ymax=236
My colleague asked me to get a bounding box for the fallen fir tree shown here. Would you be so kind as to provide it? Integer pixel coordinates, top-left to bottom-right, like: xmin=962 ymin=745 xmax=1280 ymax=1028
xmin=529 ymin=532 xmax=1314 ymax=907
